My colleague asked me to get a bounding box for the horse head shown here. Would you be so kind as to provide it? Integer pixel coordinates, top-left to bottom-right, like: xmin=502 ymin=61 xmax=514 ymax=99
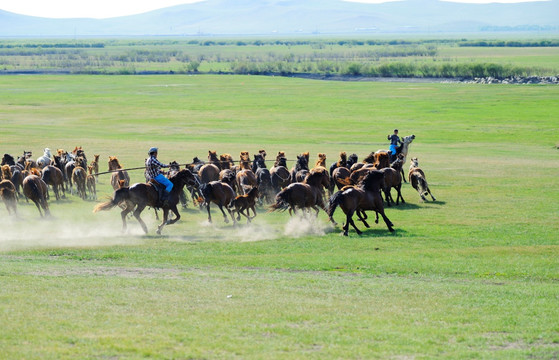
xmin=347 ymin=154 xmax=358 ymax=168
xmin=44 ymin=148 xmax=52 ymax=157
xmin=315 ymin=153 xmax=327 ymax=168
xmin=296 ymin=154 xmax=308 ymax=171
xmin=108 ymin=156 xmax=122 ymax=171
xmin=253 ymin=154 xmax=266 ymax=171
xmin=402 ymin=134 xmax=416 ymax=145
xmin=1 ymin=154 xmax=15 ymax=166
xmin=172 ymin=169 xmax=198 ymax=188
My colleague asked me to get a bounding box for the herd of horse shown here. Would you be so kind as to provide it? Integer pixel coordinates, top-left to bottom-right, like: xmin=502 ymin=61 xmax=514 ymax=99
xmin=1 ymin=134 xmax=437 ymax=236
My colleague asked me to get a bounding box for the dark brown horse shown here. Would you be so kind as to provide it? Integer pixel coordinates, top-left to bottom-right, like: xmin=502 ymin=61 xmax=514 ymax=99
xmin=328 ymin=170 xmax=394 ymax=236
xmin=270 ymin=169 xmax=333 ymax=221
xmin=270 ymin=154 xmax=290 ymax=194
xmin=230 ymin=186 xmax=259 ymax=223
xmin=252 ymin=154 xmax=274 ymax=204
xmin=93 ymin=169 xmax=198 ymax=235
xmin=0 ymin=180 xmax=17 ymax=215
xmin=289 ymin=153 xmax=309 ymax=183
xmin=23 ymin=175 xmax=50 ymax=217
xmin=380 ymin=155 xmax=405 ymax=206
xmin=199 ymin=180 xmax=237 ymax=224
xmin=199 ymin=163 xmax=220 ymax=184
xmin=41 ymin=165 xmax=66 ymax=200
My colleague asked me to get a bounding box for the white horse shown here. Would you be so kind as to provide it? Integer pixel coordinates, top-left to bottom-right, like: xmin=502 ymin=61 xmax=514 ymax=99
xmin=408 ymin=157 xmax=436 ymax=202
xmin=397 ymin=134 xmax=415 ymax=181
xmin=36 ymin=148 xmax=52 ymax=169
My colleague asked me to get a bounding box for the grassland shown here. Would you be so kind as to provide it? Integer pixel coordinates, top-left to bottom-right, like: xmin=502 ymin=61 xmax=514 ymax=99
xmin=0 ymin=74 xmax=558 ymax=359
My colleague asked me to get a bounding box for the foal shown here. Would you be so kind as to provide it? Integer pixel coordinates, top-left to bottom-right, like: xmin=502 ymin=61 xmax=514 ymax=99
xmin=230 ymin=186 xmax=259 ymax=223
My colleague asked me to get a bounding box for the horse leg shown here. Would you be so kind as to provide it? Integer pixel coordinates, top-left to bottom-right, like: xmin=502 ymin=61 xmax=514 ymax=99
xmin=120 ymin=205 xmax=133 ymax=233
xmin=133 ymin=204 xmax=149 ymax=234
xmin=206 ymin=203 xmax=213 ymax=223
xmin=33 ymin=200 xmax=43 ymax=217
xmin=156 ymin=208 xmax=170 ymax=235
xmin=347 ymin=210 xmax=362 ymax=236
xmin=378 ymin=210 xmax=394 ymax=232
xmin=356 ymin=210 xmax=370 ymax=228
xmin=166 ymin=205 xmax=181 ymax=225
xmin=396 ymin=184 xmax=404 ymax=205
xmin=427 ymin=187 xmax=436 ymax=201
xmin=401 ymin=168 xmax=407 ymax=183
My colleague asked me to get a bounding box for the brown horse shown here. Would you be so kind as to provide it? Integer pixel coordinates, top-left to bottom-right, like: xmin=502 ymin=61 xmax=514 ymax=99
xmin=91 ymin=154 xmax=100 ymax=183
xmin=270 ymin=169 xmax=333 ymax=221
xmin=328 ymin=170 xmax=394 ymax=236
xmin=199 ymin=163 xmax=220 ymax=184
xmin=108 ymin=156 xmax=130 ymax=190
xmin=219 ymin=153 xmax=234 ymax=170
xmin=219 ymin=169 xmax=237 ymax=194
xmin=380 ymin=155 xmax=405 ymax=206
xmin=207 ymin=150 xmax=221 ymax=170
xmin=94 ymin=169 xmax=198 ymax=235
xmin=0 ymin=180 xmax=17 ymax=215
xmin=236 ymin=151 xmax=257 ymax=195
xmin=41 ymin=165 xmax=66 ymax=200
xmin=23 ymin=175 xmax=50 ymax=217
xmin=230 ymin=186 xmax=259 ymax=223
xmin=408 ymin=157 xmax=436 ymax=202
xmin=199 ymin=180 xmax=237 ymax=224
xmin=72 ymin=166 xmax=87 ymax=200
xmin=86 ymin=165 xmax=97 ymax=200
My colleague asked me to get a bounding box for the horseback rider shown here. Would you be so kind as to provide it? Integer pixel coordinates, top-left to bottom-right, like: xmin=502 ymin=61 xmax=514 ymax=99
xmin=387 ymin=129 xmax=402 ymax=162
xmin=145 ymin=147 xmax=173 ymax=206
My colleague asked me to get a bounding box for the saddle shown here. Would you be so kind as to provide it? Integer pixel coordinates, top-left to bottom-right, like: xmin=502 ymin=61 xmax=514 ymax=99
xmin=149 ymin=179 xmax=167 ymax=207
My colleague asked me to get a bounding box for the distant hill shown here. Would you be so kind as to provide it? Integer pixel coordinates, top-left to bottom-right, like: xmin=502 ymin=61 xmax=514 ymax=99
xmin=1 ymin=0 xmax=558 ymax=36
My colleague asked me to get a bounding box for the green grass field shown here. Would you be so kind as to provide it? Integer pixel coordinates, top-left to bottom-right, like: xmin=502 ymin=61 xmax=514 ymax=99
xmin=0 ymin=74 xmax=558 ymax=359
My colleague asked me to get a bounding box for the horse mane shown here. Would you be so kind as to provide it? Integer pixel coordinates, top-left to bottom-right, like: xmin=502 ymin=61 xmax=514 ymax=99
xmin=336 ymin=152 xmax=347 ymax=168
xmin=363 ymin=152 xmax=376 ymax=163
xmin=314 ymin=153 xmax=327 ymax=168
xmin=1 ymin=165 xmax=12 ymax=180
xmin=275 ymin=151 xmax=286 ymax=167
xmin=108 ymin=156 xmax=123 ymax=169
xmin=239 ymin=151 xmax=251 ymax=170
xmin=220 ymin=153 xmax=234 ymax=169
xmin=373 ymin=151 xmax=391 ymax=169
xmin=302 ymin=152 xmax=310 ymax=163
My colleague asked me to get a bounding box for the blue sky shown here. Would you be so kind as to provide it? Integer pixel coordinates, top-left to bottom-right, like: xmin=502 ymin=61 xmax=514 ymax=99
xmin=0 ymin=0 xmax=545 ymax=19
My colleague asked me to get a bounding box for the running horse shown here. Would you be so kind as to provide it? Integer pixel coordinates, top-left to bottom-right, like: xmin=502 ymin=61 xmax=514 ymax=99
xmin=94 ymin=169 xmax=198 ymax=235
xmin=270 ymin=168 xmax=334 ymax=222
xmin=328 ymin=170 xmax=394 ymax=236
xmin=108 ymin=156 xmax=130 ymax=190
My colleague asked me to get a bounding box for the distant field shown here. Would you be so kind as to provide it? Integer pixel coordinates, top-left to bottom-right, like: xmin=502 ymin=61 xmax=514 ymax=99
xmin=1 ymin=37 xmax=559 ymax=76
xmin=0 ymin=75 xmax=558 ymax=359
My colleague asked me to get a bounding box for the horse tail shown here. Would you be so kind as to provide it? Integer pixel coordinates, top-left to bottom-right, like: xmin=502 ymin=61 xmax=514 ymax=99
xmin=268 ymin=188 xmax=290 ymax=212
xmin=93 ymin=187 xmax=129 ymax=213
xmin=328 ymin=190 xmax=343 ymax=218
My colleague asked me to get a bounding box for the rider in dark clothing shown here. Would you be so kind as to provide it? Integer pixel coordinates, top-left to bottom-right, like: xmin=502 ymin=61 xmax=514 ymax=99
xmin=387 ymin=129 xmax=402 ymax=162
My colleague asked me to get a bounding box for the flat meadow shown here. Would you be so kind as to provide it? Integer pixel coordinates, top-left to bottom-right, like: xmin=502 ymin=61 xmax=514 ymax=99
xmin=0 ymin=74 xmax=558 ymax=359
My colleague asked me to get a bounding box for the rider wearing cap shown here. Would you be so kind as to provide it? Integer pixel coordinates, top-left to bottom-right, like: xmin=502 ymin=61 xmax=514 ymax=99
xmin=145 ymin=147 xmax=173 ymax=205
